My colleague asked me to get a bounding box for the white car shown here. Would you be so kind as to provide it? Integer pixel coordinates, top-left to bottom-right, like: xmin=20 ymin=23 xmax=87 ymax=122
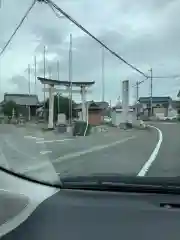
xmin=103 ymin=117 xmax=111 ymax=123
xmin=162 ymin=116 xmax=177 ymax=120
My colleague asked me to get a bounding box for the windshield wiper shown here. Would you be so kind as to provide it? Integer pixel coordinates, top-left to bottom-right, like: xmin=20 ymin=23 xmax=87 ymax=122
xmin=61 ymin=175 xmax=180 ymax=194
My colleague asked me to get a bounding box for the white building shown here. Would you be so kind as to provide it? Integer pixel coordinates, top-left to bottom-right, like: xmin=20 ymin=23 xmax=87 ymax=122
xmin=111 ymin=106 xmax=135 ymax=126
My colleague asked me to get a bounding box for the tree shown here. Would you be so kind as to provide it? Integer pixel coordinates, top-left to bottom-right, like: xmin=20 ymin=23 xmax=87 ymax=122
xmin=45 ymin=95 xmax=77 ymax=121
xmin=2 ymin=101 xmax=19 ymax=117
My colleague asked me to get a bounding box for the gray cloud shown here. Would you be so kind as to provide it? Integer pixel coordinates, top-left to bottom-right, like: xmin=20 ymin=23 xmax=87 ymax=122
xmin=10 ymin=75 xmax=30 ymax=93
xmin=1 ymin=0 xmax=180 ymax=103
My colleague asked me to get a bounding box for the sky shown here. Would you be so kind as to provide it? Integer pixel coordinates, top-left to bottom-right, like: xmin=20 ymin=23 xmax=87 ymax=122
xmin=0 ymin=0 xmax=180 ymax=105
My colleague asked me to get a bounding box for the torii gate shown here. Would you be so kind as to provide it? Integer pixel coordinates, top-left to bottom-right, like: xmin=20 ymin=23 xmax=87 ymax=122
xmin=38 ymin=77 xmax=95 ymax=129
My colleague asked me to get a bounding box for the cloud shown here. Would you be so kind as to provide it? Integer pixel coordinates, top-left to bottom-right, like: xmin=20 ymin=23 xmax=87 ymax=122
xmin=1 ymin=0 xmax=180 ymax=103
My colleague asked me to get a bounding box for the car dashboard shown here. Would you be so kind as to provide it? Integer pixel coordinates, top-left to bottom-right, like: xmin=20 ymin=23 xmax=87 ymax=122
xmin=2 ymin=188 xmax=180 ymax=240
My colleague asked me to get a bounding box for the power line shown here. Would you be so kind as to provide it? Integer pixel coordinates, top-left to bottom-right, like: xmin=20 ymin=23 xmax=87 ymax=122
xmin=151 ymin=75 xmax=180 ymax=79
xmin=159 ymin=90 xmax=179 ymax=97
xmin=132 ymin=76 xmax=149 ymax=88
xmin=157 ymin=81 xmax=180 ymax=96
xmin=132 ymin=74 xmax=180 ymax=89
xmin=48 ymin=2 xmax=65 ymax=19
xmin=132 ymin=73 xmax=180 ymax=88
xmin=0 ymin=0 xmax=36 ymax=57
xmin=138 ymin=78 xmax=148 ymax=84
xmin=39 ymin=0 xmax=148 ymax=78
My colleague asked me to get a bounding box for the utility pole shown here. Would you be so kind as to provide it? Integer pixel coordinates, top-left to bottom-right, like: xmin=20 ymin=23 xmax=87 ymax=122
xmin=136 ymin=81 xmax=139 ymax=119
xmin=57 ymin=60 xmax=60 ymax=114
xmin=34 ymin=56 xmax=37 ymax=94
xmin=101 ymin=47 xmax=105 ymax=102
xmin=43 ymin=46 xmax=46 ymax=117
xmin=149 ymin=68 xmax=153 ymax=116
xmin=28 ymin=64 xmax=31 ymax=121
xmin=68 ymin=34 xmax=73 ymax=125
xmin=136 ymin=81 xmax=139 ymax=102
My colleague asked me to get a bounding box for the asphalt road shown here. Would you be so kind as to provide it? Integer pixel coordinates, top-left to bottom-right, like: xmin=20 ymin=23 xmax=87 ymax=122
xmin=1 ymin=122 xmax=180 ymax=239
xmin=146 ymin=122 xmax=180 ymax=177
xmin=0 ymin=122 xmax=179 ymax=180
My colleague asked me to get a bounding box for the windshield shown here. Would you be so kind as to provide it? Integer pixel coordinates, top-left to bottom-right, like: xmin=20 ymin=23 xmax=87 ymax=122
xmin=0 ymin=0 xmax=180 ymax=187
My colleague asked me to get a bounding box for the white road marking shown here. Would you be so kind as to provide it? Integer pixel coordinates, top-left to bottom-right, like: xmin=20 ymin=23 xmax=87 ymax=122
xmin=53 ymin=136 xmax=136 ymax=164
xmin=160 ymin=122 xmax=176 ymax=125
xmin=137 ymin=125 xmax=163 ymax=177
xmin=24 ymin=136 xmax=34 ymax=139
xmin=22 ymin=135 xmax=136 ymax=173
xmin=40 ymin=150 xmax=52 ymax=155
xmin=24 ymin=136 xmax=44 ymax=141
xmin=36 ymin=138 xmax=73 ymax=144
xmin=35 ymin=137 xmax=44 ymax=141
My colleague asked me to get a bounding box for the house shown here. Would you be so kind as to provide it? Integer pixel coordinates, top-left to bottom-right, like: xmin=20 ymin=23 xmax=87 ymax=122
xmin=177 ymin=90 xmax=180 ymax=98
xmin=75 ymin=101 xmax=108 ymax=125
xmin=138 ymin=96 xmax=173 ymax=118
xmin=2 ymin=93 xmax=40 ymax=118
xmin=93 ymin=101 xmax=109 ymax=116
xmin=172 ymin=100 xmax=180 ymax=116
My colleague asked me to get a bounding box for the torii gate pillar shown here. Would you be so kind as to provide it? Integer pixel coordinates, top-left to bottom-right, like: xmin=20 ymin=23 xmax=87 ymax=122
xmin=48 ymin=84 xmax=55 ymax=129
